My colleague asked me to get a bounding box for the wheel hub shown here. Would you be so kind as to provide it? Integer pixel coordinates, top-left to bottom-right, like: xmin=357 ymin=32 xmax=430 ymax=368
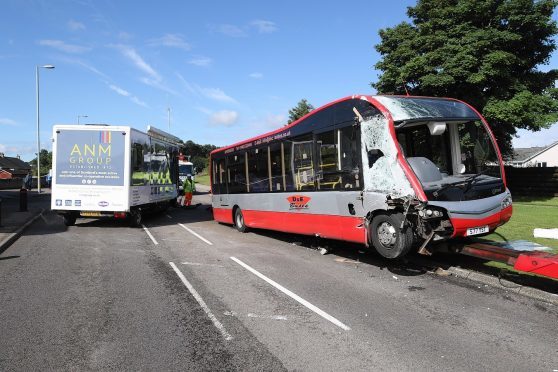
xmin=378 ymin=222 xmax=396 ymax=247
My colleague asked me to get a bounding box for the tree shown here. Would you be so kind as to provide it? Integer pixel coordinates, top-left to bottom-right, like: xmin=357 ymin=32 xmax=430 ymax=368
xmin=373 ymin=0 xmax=558 ymax=155
xmin=29 ymin=149 xmax=52 ymax=176
xmin=288 ymin=99 xmax=315 ymax=124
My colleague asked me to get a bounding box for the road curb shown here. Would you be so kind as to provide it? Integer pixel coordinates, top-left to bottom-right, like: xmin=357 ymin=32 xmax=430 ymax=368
xmin=0 ymin=209 xmax=44 ymax=252
xmin=446 ymin=266 xmax=558 ymax=305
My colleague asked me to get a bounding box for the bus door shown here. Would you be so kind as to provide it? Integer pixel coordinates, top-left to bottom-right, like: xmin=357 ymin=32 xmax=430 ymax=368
xmin=212 ymin=158 xmax=230 ymax=207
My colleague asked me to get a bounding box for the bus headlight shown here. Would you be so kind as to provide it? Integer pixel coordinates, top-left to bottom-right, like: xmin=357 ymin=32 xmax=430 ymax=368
xmin=418 ymin=208 xmax=444 ymax=219
xmin=501 ymin=195 xmax=512 ymax=209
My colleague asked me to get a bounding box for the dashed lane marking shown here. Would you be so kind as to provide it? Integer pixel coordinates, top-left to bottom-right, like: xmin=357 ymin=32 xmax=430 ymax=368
xmin=178 ymin=223 xmax=213 ymax=245
xmin=169 ymin=262 xmax=232 ymax=341
xmin=230 ymin=257 xmax=351 ymax=331
xmin=142 ymin=224 xmax=158 ymax=245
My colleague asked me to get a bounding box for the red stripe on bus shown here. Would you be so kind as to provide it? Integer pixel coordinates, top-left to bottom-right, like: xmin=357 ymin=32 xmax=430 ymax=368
xmin=450 ymin=205 xmax=513 ymax=238
xmin=212 ymin=207 xmax=366 ymax=244
xmin=213 ymin=207 xmax=234 ymax=224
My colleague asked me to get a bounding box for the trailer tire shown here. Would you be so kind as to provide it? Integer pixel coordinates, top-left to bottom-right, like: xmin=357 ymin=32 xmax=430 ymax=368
xmin=370 ymin=212 xmax=413 ymax=259
xmin=234 ymin=208 xmax=248 ymax=233
xmin=130 ymin=210 xmax=142 ymax=227
xmin=63 ymin=214 xmax=76 ymax=227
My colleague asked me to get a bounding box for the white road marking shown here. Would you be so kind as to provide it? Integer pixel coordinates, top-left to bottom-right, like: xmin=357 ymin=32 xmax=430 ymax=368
xmin=230 ymin=257 xmax=351 ymax=331
xmin=181 ymin=261 xmax=224 ymax=268
xmin=169 ymin=262 xmax=232 ymax=341
xmin=223 ymin=311 xmax=288 ymax=321
xmin=178 ymin=223 xmax=213 ymax=245
xmin=141 ymin=224 xmax=158 ymax=245
xmin=166 ymin=214 xmax=173 ymax=219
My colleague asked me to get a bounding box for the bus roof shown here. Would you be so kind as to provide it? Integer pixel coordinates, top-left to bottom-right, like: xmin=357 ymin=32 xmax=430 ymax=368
xmin=211 ymin=95 xmax=480 ymax=156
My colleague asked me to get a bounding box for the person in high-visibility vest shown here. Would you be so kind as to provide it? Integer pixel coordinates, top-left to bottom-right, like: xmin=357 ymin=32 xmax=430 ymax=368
xmin=183 ymin=174 xmax=194 ymax=206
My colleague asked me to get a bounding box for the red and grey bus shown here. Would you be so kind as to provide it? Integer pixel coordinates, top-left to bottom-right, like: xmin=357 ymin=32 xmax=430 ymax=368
xmin=209 ymin=95 xmax=513 ymax=259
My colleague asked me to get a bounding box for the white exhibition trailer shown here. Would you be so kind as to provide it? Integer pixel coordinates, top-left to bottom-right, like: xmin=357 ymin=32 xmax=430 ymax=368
xmin=51 ymin=124 xmax=181 ymax=226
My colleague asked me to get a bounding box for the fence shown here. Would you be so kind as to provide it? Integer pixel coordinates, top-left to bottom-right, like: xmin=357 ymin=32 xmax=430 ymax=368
xmin=504 ymin=166 xmax=558 ymax=197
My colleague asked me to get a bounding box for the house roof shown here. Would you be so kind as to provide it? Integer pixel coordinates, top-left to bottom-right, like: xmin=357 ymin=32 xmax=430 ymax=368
xmin=512 ymin=141 xmax=558 ymax=164
xmin=0 ymin=156 xmax=31 ymax=172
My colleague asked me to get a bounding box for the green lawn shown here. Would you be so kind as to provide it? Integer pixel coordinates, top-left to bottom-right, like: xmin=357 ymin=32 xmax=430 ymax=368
xmin=195 ymin=173 xmax=210 ymax=186
xmin=482 ymin=196 xmax=558 ymax=255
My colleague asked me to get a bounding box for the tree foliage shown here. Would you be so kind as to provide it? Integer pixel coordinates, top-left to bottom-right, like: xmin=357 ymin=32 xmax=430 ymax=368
xmin=288 ymin=99 xmax=315 ymax=124
xmin=29 ymin=149 xmax=52 ymax=175
xmin=180 ymin=140 xmax=217 ymax=173
xmin=373 ymin=0 xmax=558 ymax=154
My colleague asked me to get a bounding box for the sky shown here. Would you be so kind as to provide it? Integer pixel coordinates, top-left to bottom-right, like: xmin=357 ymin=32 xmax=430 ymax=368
xmin=1 ymin=0 xmax=557 ymax=162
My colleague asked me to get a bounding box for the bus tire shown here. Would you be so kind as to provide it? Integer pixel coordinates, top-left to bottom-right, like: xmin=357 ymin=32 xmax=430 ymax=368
xmin=370 ymin=212 xmax=413 ymax=259
xmin=63 ymin=214 xmax=76 ymax=227
xmin=234 ymin=208 xmax=248 ymax=233
xmin=130 ymin=210 xmax=142 ymax=227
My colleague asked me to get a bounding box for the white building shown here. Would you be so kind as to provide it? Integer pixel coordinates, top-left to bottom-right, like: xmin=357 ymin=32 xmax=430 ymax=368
xmin=509 ymin=141 xmax=558 ymax=167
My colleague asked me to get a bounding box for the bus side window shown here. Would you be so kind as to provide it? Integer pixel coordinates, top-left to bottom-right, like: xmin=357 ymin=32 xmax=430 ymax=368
xmin=227 ymin=154 xmax=246 ymax=193
xmin=283 ymin=142 xmax=295 ymax=191
xmin=316 ymin=130 xmax=341 ymax=190
xmin=269 ymin=143 xmax=283 ymax=191
xmin=339 ymin=125 xmax=362 ymax=189
xmin=291 ymin=137 xmax=315 ymax=191
xmin=211 ymin=159 xmax=220 ymax=194
xmin=131 ymin=143 xmax=144 ymax=186
xmin=247 ymin=147 xmax=269 ymax=192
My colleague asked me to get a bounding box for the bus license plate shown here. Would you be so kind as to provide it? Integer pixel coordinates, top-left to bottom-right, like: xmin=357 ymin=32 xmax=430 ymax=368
xmin=80 ymin=211 xmax=101 ymax=217
xmin=466 ymin=226 xmax=489 ymax=236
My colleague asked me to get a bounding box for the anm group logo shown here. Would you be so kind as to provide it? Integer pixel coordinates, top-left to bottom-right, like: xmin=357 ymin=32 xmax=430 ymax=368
xmin=287 ymin=195 xmax=311 ymax=210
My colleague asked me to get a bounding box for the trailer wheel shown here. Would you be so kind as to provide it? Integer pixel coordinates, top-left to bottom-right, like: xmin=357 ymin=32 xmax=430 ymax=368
xmin=234 ymin=208 xmax=248 ymax=233
xmin=370 ymin=213 xmax=413 ymax=259
xmin=63 ymin=214 xmax=76 ymax=227
xmin=130 ymin=210 xmax=142 ymax=227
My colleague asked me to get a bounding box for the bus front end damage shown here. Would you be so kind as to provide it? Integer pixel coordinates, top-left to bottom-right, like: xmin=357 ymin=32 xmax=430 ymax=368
xmin=361 ymin=96 xmax=513 ymax=259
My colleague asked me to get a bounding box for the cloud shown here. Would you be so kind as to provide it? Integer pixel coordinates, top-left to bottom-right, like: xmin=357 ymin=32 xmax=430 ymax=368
xmin=188 ymin=56 xmax=212 ymax=67
xmin=176 ymin=72 xmax=197 ymax=94
xmin=108 ymin=84 xmax=130 ymax=97
xmin=107 ymin=83 xmax=148 ymax=108
xmin=56 ymin=56 xmax=110 ymax=79
xmin=68 ymin=20 xmax=86 ymax=31
xmin=131 ymin=96 xmax=149 ymax=108
xmin=0 ymin=118 xmax=18 ymax=126
xmin=209 ymin=110 xmax=239 ymax=126
xmin=251 ymin=20 xmax=278 ymax=33
xmin=265 ymin=114 xmax=286 ymax=128
xmin=176 ymin=74 xmax=236 ymax=103
xmin=38 ymin=39 xmax=91 ymax=54
xmin=0 ymin=144 xmax=34 ymax=156
xmin=147 ymin=34 xmax=191 ymax=50
xmin=249 ymin=72 xmax=263 ymax=79
xmin=199 ymin=87 xmax=236 ymax=103
xmin=215 ymin=24 xmax=247 ymax=38
xmin=113 ymin=44 xmax=160 ymax=80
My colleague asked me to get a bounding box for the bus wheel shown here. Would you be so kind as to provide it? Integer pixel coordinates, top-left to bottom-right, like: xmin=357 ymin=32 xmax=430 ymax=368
xmin=130 ymin=210 xmax=142 ymax=227
xmin=63 ymin=214 xmax=76 ymax=227
xmin=370 ymin=213 xmax=413 ymax=259
xmin=234 ymin=208 xmax=248 ymax=233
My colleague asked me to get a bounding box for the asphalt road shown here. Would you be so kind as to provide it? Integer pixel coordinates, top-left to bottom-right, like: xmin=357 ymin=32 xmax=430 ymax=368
xmin=1 ymin=190 xmax=557 ymax=371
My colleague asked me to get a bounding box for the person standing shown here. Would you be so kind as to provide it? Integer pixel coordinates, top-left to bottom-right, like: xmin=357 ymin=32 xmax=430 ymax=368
xmin=183 ymin=174 xmax=194 ymax=207
xmin=23 ymin=171 xmax=33 ymax=190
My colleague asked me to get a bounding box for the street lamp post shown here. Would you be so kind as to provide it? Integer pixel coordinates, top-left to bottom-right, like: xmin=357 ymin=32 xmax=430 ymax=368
xmin=36 ymin=64 xmax=55 ymax=194
xmin=77 ymin=115 xmax=88 ymax=125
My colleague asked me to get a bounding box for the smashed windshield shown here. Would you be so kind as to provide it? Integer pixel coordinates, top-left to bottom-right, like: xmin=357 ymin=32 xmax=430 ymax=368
xmin=374 ymin=96 xmax=479 ymax=122
xmin=397 ymin=120 xmax=503 ymax=201
xmin=360 ymin=114 xmax=415 ymax=197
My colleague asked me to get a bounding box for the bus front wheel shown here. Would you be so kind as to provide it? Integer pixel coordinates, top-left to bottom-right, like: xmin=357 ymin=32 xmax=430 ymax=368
xmin=234 ymin=208 xmax=248 ymax=233
xmin=370 ymin=213 xmax=413 ymax=259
